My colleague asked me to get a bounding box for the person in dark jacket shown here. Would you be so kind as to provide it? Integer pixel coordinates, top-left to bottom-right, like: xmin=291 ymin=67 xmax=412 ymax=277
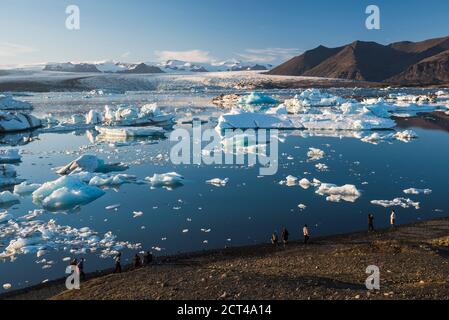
xmin=281 ymin=228 xmax=289 ymax=247
xmin=77 ymin=258 xmax=86 ymax=280
xmin=271 ymin=232 xmax=279 ymax=246
xmin=368 ymin=214 xmax=375 ymax=232
xmin=114 ymin=253 xmax=122 ymax=274
xmin=143 ymin=251 xmax=153 ymax=265
xmin=133 ymin=254 xmax=142 ymax=269
xmin=303 ymin=225 xmax=310 ymax=245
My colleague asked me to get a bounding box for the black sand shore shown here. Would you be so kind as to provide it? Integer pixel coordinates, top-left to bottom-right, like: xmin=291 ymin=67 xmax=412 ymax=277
xmin=2 ymin=218 xmax=449 ymax=300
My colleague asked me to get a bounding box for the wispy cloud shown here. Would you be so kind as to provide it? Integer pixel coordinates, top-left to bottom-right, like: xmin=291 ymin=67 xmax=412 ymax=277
xmin=154 ymin=49 xmax=215 ymax=63
xmin=0 ymin=42 xmax=38 ymax=57
xmin=121 ymin=51 xmax=131 ymax=58
xmin=237 ymin=48 xmax=301 ymax=63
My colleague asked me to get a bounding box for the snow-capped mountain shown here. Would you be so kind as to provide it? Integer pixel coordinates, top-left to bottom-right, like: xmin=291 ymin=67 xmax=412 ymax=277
xmin=43 ymin=61 xmax=164 ymax=74
xmin=156 ymin=59 xmax=272 ymax=73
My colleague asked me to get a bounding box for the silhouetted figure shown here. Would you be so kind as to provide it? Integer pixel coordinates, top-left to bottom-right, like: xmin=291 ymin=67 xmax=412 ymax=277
xmin=271 ymin=233 xmax=279 ymax=246
xmin=143 ymin=251 xmax=153 ymax=265
xmin=70 ymin=258 xmax=78 ymax=267
xmin=368 ymin=214 xmax=375 ymax=232
xmin=303 ymin=225 xmax=310 ymax=245
xmin=390 ymin=210 xmax=396 ymax=228
xmin=114 ymin=253 xmax=122 ymax=274
xmin=133 ymin=254 xmax=142 ymax=269
xmin=281 ymin=228 xmax=289 ymax=247
xmin=77 ymin=258 xmax=86 ymax=280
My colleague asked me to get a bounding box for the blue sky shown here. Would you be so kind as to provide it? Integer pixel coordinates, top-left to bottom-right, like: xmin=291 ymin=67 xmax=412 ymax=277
xmin=1 ymin=0 xmax=449 ymax=66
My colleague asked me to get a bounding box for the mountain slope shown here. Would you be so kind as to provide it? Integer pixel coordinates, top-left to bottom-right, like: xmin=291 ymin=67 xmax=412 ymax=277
xmin=269 ymin=36 xmax=449 ymax=84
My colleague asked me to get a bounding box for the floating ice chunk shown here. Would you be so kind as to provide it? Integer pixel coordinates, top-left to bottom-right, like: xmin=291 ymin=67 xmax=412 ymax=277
xmin=238 ymin=92 xmax=278 ymax=105
xmin=57 ymin=154 xmax=127 ymax=175
xmin=0 ymin=164 xmax=23 ymax=187
xmin=360 ymin=133 xmax=385 ymax=145
xmin=13 ymin=182 xmax=42 ymax=196
xmin=307 ymin=148 xmax=325 ymax=161
xmin=298 ymin=204 xmax=307 ymax=210
xmin=133 ymin=211 xmax=144 ymax=218
xmin=0 ymin=95 xmax=33 ymax=110
xmin=86 ymin=110 xmax=102 ymax=125
xmin=89 ymin=174 xmax=136 ymax=187
xmin=280 ymin=175 xmax=298 ymax=187
xmin=182 ymin=229 xmax=189 ymax=233
xmin=0 ymin=211 xmax=13 ymax=223
xmin=106 ymin=204 xmax=121 ymax=210
xmin=32 ymin=176 xmax=105 ymax=211
xmin=216 ymin=111 xmax=304 ymax=131
xmin=0 ymin=191 xmax=19 ymax=205
xmin=299 ymin=178 xmax=311 ymax=189
xmin=0 ymin=111 xmax=41 ymax=133
xmin=146 ymin=172 xmax=184 ymax=189
xmin=394 ymin=130 xmax=418 ymax=142
xmin=371 ymin=198 xmax=420 ymax=210
xmin=95 ymin=126 xmax=164 ymax=138
xmin=0 ymin=149 xmax=21 ymax=163
xmin=206 ymin=178 xmax=229 ymax=187
xmin=403 ymin=188 xmax=432 ymax=195
xmin=316 ymin=183 xmax=361 ymax=203
xmin=315 ymin=163 xmax=329 ymax=172
xmin=2 ymin=283 xmax=12 ymax=290
xmin=266 ymin=105 xmax=288 ymax=115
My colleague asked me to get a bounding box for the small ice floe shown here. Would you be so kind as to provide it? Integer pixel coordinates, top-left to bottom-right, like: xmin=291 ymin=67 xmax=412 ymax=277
xmin=403 ymin=188 xmax=432 ymax=195
xmin=0 ymin=111 xmax=41 ymax=133
xmin=201 ymin=228 xmax=212 ymax=233
xmin=316 ymin=183 xmax=361 ymax=203
xmin=298 ymin=204 xmax=307 ymax=211
xmin=394 ymin=130 xmax=418 ymax=143
xmin=13 ymin=182 xmax=42 ymax=196
xmin=89 ymin=174 xmax=136 ymax=187
xmin=299 ymin=178 xmax=312 ymax=189
xmin=216 ymin=111 xmax=304 ymax=131
xmin=32 ymin=176 xmax=105 ymax=211
xmin=238 ymin=92 xmax=279 ymax=106
xmin=145 ymin=172 xmax=184 ymax=189
xmin=0 ymin=149 xmax=21 ymax=163
xmin=0 ymin=164 xmax=23 ymax=188
xmin=307 ymin=148 xmax=325 ymax=161
xmin=279 ymin=175 xmax=298 ymax=187
xmin=360 ymin=133 xmax=385 ymax=145
xmin=0 ymin=191 xmax=20 ymax=206
xmin=2 ymin=283 xmax=12 ymax=290
xmin=315 ymin=163 xmax=329 ymax=172
xmin=56 ymin=154 xmax=128 ymax=175
xmin=0 ymin=95 xmax=33 ymax=111
xmin=206 ymin=178 xmax=229 ymax=187
xmin=133 ymin=211 xmax=144 ymax=218
xmin=0 ymin=211 xmax=13 ymax=223
xmin=182 ymin=229 xmax=189 ymax=233
xmin=105 ymin=204 xmax=121 ymax=210
xmin=95 ymin=126 xmax=164 ymax=138
xmin=371 ymin=198 xmax=420 ymax=210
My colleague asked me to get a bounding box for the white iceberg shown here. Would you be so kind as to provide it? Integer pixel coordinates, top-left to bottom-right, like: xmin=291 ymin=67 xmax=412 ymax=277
xmin=316 ymin=183 xmax=361 ymax=203
xmin=56 ymin=154 xmax=128 ymax=175
xmin=0 ymin=211 xmax=13 ymax=223
xmin=238 ymin=92 xmax=278 ymax=105
xmin=146 ymin=172 xmax=184 ymax=189
xmin=206 ymin=178 xmax=229 ymax=187
xmin=299 ymin=178 xmax=312 ymax=189
xmin=216 ymin=111 xmax=304 ymax=131
xmin=32 ymin=176 xmax=105 ymax=211
xmin=371 ymin=198 xmax=420 ymax=210
xmin=0 ymin=164 xmax=23 ymax=188
xmin=403 ymin=188 xmax=432 ymax=195
xmin=95 ymin=126 xmax=165 ymax=138
xmin=394 ymin=130 xmax=418 ymax=142
xmin=279 ymin=175 xmax=298 ymax=187
xmin=307 ymin=148 xmax=325 ymax=161
xmin=0 ymin=111 xmax=41 ymax=133
xmin=0 ymin=191 xmax=20 ymax=205
xmin=13 ymin=182 xmax=42 ymax=196
xmin=89 ymin=174 xmax=136 ymax=187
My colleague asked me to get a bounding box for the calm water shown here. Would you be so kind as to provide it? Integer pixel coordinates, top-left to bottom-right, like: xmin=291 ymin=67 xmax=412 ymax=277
xmin=1 ymin=88 xmax=449 ymax=292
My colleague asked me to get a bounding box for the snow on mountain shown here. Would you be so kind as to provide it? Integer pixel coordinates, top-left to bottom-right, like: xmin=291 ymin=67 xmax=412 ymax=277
xmin=155 ymin=59 xmax=272 ymax=73
xmin=43 ymin=61 xmax=164 ymax=74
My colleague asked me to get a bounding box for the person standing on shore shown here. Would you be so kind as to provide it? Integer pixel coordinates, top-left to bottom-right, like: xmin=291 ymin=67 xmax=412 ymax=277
xmin=77 ymin=258 xmax=86 ymax=281
xmin=271 ymin=232 xmax=279 ymax=246
xmin=368 ymin=214 xmax=375 ymax=232
xmin=390 ymin=210 xmax=396 ymax=228
xmin=281 ymin=228 xmax=289 ymax=247
xmin=143 ymin=251 xmax=153 ymax=265
xmin=114 ymin=252 xmax=122 ymax=274
xmin=303 ymin=225 xmax=310 ymax=245
xmin=133 ymin=254 xmax=142 ymax=269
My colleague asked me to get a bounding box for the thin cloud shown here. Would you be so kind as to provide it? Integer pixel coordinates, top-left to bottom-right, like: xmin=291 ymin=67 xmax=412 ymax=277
xmin=0 ymin=42 xmax=38 ymax=57
xmin=237 ymin=48 xmax=302 ymax=63
xmin=155 ymin=49 xmax=215 ymax=63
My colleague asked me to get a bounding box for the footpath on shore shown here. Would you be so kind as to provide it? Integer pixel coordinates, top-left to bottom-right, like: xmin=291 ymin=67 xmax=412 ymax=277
xmin=3 ymin=218 xmax=449 ymax=300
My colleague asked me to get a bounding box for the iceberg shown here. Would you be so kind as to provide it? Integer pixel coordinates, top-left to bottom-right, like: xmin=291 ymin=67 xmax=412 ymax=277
xmin=32 ymin=176 xmax=105 ymax=211
xmin=89 ymin=174 xmax=137 ymax=187
xmin=316 ymin=183 xmax=361 ymax=203
xmin=146 ymin=172 xmax=184 ymax=189
xmin=0 ymin=191 xmax=20 ymax=205
xmin=0 ymin=95 xmax=33 ymax=111
xmin=206 ymin=178 xmax=229 ymax=187
xmin=307 ymin=148 xmax=325 ymax=161
xmin=95 ymin=126 xmax=165 ymax=138
xmin=238 ymin=92 xmax=279 ymax=105
xmin=403 ymin=188 xmax=432 ymax=195
xmin=13 ymin=182 xmax=42 ymax=196
xmin=0 ymin=164 xmax=23 ymax=188
xmin=56 ymin=155 xmax=128 ymax=175
xmin=371 ymin=198 xmax=420 ymax=210
xmin=394 ymin=130 xmax=418 ymax=142
xmin=0 ymin=111 xmax=41 ymax=133
xmin=216 ymin=111 xmax=304 ymax=131
xmin=0 ymin=149 xmax=21 ymax=163
xmin=0 ymin=211 xmax=13 ymax=223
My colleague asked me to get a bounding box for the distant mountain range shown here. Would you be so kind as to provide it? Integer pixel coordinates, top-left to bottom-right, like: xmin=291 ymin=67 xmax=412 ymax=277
xmin=43 ymin=60 xmax=272 ymax=74
xmin=269 ymin=36 xmax=449 ymax=85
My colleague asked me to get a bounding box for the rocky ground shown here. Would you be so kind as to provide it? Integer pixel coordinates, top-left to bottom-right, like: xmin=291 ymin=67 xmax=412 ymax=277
xmin=3 ymin=218 xmax=449 ymax=300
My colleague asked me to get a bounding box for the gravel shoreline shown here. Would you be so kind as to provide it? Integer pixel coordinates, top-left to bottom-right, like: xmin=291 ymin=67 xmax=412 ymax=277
xmin=2 ymin=218 xmax=449 ymax=300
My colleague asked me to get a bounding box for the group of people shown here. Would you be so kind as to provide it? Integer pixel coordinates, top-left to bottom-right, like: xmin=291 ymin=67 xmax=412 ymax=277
xmin=271 ymin=225 xmax=310 ymax=247
xmin=113 ymin=251 xmax=154 ymax=274
xmin=368 ymin=209 xmax=397 ymax=232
